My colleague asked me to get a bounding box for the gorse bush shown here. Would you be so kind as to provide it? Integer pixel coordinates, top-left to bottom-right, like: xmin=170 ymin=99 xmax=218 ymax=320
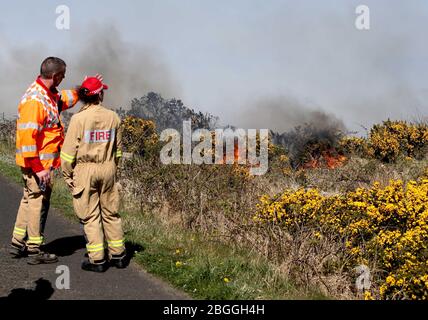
xmin=368 ymin=120 xmax=428 ymax=162
xmin=341 ymin=120 xmax=428 ymax=163
xmin=254 ymin=179 xmax=428 ymax=299
xmin=339 ymin=137 xmax=369 ymax=158
xmin=121 ymin=116 xmax=159 ymax=157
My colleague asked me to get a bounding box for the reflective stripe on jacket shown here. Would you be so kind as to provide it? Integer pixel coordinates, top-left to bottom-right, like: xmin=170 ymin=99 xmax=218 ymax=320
xmin=16 ymin=78 xmax=78 ymax=169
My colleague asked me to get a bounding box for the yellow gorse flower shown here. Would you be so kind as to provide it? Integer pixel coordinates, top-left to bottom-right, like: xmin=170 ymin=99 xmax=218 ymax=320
xmin=340 ymin=120 xmax=428 ymax=163
xmin=254 ymin=179 xmax=428 ymax=299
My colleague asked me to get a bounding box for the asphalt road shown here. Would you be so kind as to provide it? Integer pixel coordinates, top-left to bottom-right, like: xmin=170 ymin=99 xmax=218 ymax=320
xmin=0 ymin=175 xmax=189 ymax=300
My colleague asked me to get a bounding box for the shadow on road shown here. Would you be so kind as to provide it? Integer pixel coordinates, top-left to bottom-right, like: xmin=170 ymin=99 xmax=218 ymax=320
xmin=125 ymin=241 xmax=144 ymax=256
xmin=120 ymin=242 xmax=144 ymax=268
xmin=37 ymin=236 xmax=143 ymax=265
xmin=43 ymin=235 xmax=86 ymax=257
xmin=0 ymin=278 xmax=54 ymax=300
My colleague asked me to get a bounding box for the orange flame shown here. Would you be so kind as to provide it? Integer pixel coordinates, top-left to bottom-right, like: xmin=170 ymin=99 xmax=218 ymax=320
xmin=303 ymin=149 xmax=346 ymax=169
xmin=222 ymin=143 xmax=241 ymax=164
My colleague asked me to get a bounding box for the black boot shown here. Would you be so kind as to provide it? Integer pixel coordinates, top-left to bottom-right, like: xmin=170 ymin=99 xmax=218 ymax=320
xmin=27 ymin=251 xmax=58 ymax=265
xmin=9 ymin=243 xmax=27 ymax=258
xmin=81 ymin=259 xmax=108 ymax=273
xmin=109 ymin=252 xmax=128 ymax=269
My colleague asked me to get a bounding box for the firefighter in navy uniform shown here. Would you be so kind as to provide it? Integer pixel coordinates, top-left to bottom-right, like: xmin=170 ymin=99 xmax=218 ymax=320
xmin=61 ymin=76 xmax=127 ymax=272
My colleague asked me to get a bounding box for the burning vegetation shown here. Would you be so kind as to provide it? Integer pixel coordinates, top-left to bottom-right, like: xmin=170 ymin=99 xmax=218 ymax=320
xmin=271 ymin=121 xmax=347 ymax=170
xmin=112 ymin=94 xmax=428 ymax=299
xmin=4 ymin=91 xmax=428 ymax=300
xmin=303 ymin=148 xmax=347 ymax=170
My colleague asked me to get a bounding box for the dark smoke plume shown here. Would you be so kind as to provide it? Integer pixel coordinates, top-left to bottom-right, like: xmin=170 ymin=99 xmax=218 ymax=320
xmin=64 ymin=24 xmax=180 ymax=110
xmin=0 ymin=24 xmax=180 ymax=117
xmin=237 ymin=96 xmax=346 ymax=168
xmin=236 ymin=95 xmax=345 ymax=133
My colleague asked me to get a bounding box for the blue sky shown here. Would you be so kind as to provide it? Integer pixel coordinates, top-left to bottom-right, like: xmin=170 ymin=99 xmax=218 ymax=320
xmin=1 ymin=0 xmax=427 ymax=133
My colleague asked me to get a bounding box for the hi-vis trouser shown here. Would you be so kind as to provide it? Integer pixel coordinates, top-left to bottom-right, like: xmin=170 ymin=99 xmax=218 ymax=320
xmin=12 ymin=168 xmax=53 ymax=253
xmin=72 ymin=162 xmax=124 ymax=263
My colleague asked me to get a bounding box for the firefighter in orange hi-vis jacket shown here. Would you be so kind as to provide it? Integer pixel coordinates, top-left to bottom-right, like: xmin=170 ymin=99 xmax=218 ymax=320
xmin=10 ymin=57 xmax=84 ymax=265
xmin=61 ymin=76 xmax=127 ymax=273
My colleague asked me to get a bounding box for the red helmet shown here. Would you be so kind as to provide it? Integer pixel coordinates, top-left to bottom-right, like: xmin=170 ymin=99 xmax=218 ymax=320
xmin=81 ymin=77 xmax=108 ymax=96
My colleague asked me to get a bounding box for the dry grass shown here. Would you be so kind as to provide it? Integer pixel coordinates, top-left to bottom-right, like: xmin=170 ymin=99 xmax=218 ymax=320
xmin=2 ymin=118 xmax=428 ymax=299
xmin=118 ymin=146 xmax=428 ymax=299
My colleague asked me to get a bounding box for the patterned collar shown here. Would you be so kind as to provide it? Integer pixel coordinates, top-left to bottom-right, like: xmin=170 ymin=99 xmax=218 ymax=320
xmin=36 ymin=76 xmax=60 ymax=105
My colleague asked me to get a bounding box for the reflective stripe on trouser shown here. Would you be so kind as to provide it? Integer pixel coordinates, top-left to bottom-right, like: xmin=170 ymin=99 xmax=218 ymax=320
xmin=12 ymin=168 xmax=52 ymax=252
xmin=39 ymin=153 xmax=60 ymax=161
xmin=72 ymin=163 xmax=124 ymax=263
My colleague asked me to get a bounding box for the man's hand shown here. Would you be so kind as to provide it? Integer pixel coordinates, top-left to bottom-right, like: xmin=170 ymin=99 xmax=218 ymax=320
xmin=36 ymin=170 xmax=51 ymax=188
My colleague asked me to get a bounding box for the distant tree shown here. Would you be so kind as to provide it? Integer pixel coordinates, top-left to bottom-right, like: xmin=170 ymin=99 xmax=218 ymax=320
xmin=128 ymin=92 xmax=219 ymax=132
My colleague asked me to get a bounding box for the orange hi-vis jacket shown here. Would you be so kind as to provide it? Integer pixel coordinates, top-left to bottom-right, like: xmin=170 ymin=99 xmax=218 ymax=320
xmin=16 ymin=77 xmax=79 ymax=170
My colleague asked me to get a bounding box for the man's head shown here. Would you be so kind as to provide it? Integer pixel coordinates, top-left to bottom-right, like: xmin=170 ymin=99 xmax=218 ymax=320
xmin=40 ymin=57 xmax=66 ymax=88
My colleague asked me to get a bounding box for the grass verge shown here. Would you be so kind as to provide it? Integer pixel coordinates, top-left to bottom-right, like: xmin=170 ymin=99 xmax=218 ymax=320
xmin=0 ymin=151 xmax=319 ymax=300
xmin=123 ymin=211 xmax=325 ymax=299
